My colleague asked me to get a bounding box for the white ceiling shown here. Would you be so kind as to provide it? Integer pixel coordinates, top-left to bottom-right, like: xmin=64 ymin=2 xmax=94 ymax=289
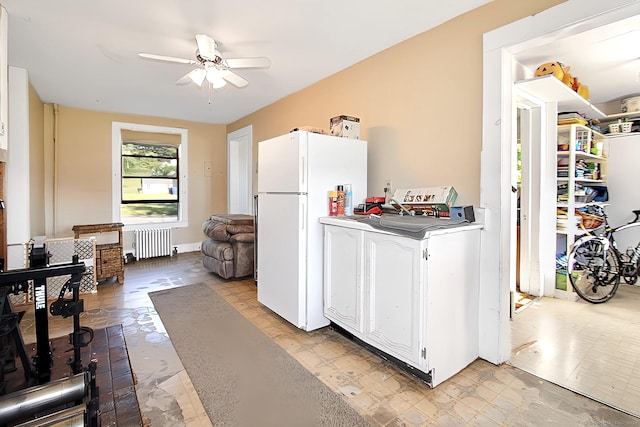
xmin=0 ymin=0 xmax=491 ymax=124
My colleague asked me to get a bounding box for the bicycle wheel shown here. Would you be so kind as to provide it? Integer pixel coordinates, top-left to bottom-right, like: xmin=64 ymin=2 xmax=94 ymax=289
xmin=568 ymin=237 xmax=620 ymax=303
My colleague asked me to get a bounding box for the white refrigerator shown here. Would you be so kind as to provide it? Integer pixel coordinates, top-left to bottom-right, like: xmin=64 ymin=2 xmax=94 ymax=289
xmin=257 ymin=131 xmax=367 ymax=331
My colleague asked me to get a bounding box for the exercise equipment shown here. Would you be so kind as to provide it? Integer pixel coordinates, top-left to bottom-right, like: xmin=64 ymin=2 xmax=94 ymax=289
xmin=14 ymin=405 xmax=85 ymax=427
xmin=0 ymin=361 xmax=98 ymax=427
xmin=0 ymin=244 xmax=87 ymax=383
xmin=0 ymin=243 xmax=99 ymax=426
xmin=0 ymin=371 xmax=88 ymax=424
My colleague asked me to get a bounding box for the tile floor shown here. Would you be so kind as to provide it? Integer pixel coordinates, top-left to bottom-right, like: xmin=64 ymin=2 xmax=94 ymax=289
xmin=510 ymin=283 xmax=640 ymax=418
xmin=12 ymin=252 xmax=640 ymax=426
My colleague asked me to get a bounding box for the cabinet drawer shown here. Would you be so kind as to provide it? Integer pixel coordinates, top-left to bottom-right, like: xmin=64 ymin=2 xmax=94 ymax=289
xmin=96 ymin=246 xmax=123 ymax=279
xmin=99 ymin=247 xmax=122 ymax=264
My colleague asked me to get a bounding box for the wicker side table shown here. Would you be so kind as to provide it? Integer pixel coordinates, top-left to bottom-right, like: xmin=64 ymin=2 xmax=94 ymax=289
xmin=72 ymin=223 xmax=124 ymax=284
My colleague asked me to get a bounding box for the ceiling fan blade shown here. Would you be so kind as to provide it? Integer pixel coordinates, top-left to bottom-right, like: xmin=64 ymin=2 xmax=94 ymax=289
xmin=176 ymin=71 xmax=192 ymax=85
xmin=195 ymin=34 xmax=217 ymax=60
xmin=176 ymin=68 xmax=206 ymax=86
xmin=220 ymin=69 xmax=249 ymax=88
xmin=224 ymin=57 xmax=271 ymax=69
xmin=138 ymin=52 xmax=198 ymax=65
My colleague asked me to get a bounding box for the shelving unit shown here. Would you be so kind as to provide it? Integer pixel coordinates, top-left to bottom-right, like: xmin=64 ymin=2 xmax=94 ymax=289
xmin=555 ymin=124 xmax=607 ymax=300
xmin=514 ymin=74 xmax=621 ymax=301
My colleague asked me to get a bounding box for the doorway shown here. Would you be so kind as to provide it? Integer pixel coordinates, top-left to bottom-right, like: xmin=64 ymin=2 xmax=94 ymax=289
xmin=514 ymin=94 xmax=545 ymax=312
xmin=227 ymin=125 xmax=253 ymax=215
xmin=481 ymin=0 xmax=640 ymax=417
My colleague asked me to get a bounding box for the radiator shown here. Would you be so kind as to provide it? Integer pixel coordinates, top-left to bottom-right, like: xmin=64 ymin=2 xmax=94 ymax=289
xmin=134 ymin=228 xmax=173 ymax=260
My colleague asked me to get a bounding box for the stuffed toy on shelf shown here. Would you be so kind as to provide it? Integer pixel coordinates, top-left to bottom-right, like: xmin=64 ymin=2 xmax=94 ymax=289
xmin=534 ymin=61 xmax=589 ymax=100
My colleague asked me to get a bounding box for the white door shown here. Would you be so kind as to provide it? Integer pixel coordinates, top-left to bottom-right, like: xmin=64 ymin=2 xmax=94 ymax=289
xmin=323 ymin=225 xmax=364 ymax=334
xmin=257 ymin=193 xmax=307 ymax=328
xmin=515 ymin=98 xmax=543 ymax=298
xmin=364 ymin=233 xmax=422 ymax=366
xmin=258 ymin=132 xmax=306 ymax=193
xmin=227 ymin=126 xmax=253 ymax=214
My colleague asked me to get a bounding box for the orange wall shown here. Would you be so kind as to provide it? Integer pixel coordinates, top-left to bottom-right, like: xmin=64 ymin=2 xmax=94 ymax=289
xmin=229 ymin=0 xmax=565 ymax=206
xmin=48 ymin=106 xmax=226 ymax=246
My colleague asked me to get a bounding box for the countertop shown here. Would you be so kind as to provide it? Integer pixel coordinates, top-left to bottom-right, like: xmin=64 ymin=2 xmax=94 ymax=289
xmin=319 ymin=214 xmax=483 ymax=240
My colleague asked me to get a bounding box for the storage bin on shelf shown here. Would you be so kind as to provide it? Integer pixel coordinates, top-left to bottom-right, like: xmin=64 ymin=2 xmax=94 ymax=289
xmin=609 ymin=121 xmax=633 ymax=134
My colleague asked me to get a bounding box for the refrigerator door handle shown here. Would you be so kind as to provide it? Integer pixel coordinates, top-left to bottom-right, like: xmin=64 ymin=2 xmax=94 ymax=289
xmin=300 ymin=155 xmax=306 ymax=188
xmin=300 ymin=200 xmax=306 ymax=232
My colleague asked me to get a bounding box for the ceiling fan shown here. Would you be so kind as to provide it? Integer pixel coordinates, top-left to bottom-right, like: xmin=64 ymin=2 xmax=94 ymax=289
xmin=138 ymin=34 xmax=271 ymax=89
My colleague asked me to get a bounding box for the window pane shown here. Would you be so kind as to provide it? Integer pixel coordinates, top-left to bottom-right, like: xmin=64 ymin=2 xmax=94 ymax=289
xmin=122 ymin=156 xmax=177 ymax=177
xmin=122 ymin=178 xmax=178 ymax=201
xmin=122 ymin=142 xmax=178 ymax=158
xmin=120 ymin=202 xmax=178 ymax=224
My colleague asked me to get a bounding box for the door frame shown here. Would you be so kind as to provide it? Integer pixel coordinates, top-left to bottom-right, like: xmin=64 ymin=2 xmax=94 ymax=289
xmin=514 ymin=92 xmax=544 ymax=299
xmin=480 ymin=0 xmax=640 ymax=364
xmin=227 ymin=125 xmax=253 ymax=215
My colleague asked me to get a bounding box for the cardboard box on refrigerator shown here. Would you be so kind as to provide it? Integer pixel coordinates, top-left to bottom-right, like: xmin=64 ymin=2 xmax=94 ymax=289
xmin=330 ymin=115 xmax=360 ymax=139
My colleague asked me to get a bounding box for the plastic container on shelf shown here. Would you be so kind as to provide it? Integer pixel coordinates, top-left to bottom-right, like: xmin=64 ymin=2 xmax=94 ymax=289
xmin=620 ymin=121 xmax=633 ymax=133
xmin=609 ymin=123 xmax=620 ymax=134
xmin=609 ymin=121 xmax=633 ymax=134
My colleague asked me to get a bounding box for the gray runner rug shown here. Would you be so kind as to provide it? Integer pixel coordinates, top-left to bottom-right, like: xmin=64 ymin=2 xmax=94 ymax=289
xmin=149 ymin=283 xmax=371 ymax=427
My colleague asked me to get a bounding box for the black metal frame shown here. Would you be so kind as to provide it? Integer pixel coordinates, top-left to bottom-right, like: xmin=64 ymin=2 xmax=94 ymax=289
xmin=0 ymin=248 xmax=86 ymax=384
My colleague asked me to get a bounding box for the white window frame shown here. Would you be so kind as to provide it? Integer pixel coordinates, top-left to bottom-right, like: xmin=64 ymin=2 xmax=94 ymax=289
xmin=112 ymin=121 xmax=188 ymax=230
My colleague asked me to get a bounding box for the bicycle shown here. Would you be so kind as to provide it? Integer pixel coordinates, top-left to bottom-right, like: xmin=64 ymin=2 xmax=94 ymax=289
xmin=567 ymin=206 xmax=640 ymax=303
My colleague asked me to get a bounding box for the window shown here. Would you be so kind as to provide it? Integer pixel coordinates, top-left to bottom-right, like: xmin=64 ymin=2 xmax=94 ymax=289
xmin=122 ymin=140 xmax=178 ymax=222
xmin=112 ymin=122 xmax=188 ymax=228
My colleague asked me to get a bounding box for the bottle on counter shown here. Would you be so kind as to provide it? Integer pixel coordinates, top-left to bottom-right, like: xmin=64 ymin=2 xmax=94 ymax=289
xmin=344 ymin=184 xmax=353 ymax=216
xmin=328 ymin=191 xmax=338 ymax=216
xmin=336 ymin=185 xmax=345 ymax=215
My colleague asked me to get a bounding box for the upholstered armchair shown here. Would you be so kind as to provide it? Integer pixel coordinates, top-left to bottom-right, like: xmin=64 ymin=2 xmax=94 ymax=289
xmin=201 ymin=214 xmax=255 ymax=279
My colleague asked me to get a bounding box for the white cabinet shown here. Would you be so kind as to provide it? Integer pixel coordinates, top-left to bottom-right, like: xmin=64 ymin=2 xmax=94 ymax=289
xmin=322 ymin=219 xmax=481 ymax=387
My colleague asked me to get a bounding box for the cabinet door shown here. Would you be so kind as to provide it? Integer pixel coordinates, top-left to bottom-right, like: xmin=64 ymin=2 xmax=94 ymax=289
xmin=424 ymin=230 xmax=480 ymax=386
xmin=323 ymin=225 xmax=364 ymax=334
xmin=97 ymin=247 xmax=121 ymax=278
xmin=364 ymin=233 xmax=423 ymax=365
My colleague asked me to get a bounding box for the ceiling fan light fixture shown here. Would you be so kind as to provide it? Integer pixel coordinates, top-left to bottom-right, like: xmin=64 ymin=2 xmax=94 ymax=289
xmin=206 ymin=68 xmax=227 ymax=89
xmin=189 ymin=68 xmax=206 ymax=86
xmin=142 ymin=34 xmax=268 ymax=90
